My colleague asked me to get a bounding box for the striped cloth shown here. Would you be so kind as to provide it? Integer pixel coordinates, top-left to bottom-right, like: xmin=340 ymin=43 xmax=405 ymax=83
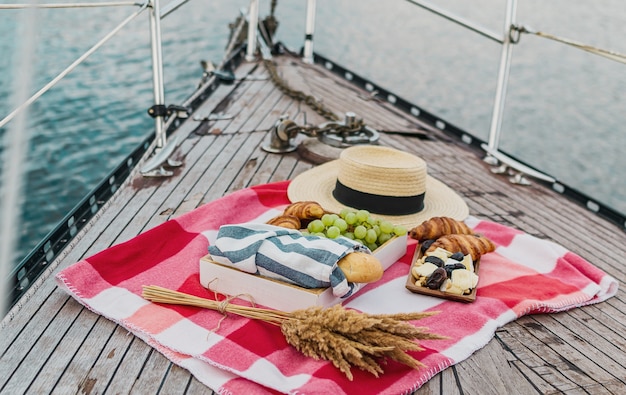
xmin=208 ymin=223 xmax=370 ymax=297
xmin=55 ymin=181 xmax=619 ymax=395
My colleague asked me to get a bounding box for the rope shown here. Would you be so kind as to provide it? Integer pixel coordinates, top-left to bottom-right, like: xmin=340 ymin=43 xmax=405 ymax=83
xmin=270 ymin=0 xmax=277 ymax=16
xmin=515 ymin=25 xmax=626 ymax=65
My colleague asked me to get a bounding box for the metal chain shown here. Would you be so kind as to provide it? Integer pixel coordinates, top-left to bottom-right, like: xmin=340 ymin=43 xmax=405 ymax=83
xmin=243 ymin=1 xmax=374 ymax=144
xmin=262 ymin=58 xmax=341 ymax=122
xmin=286 ymin=118 xmax=367 ymax=138
xmin=261 ymin=55 xmax=379 ymax=147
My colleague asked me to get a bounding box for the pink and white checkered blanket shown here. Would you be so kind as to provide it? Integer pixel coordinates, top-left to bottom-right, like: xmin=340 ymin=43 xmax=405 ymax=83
xmin=56 ymin=181 xmax=618 ymax=394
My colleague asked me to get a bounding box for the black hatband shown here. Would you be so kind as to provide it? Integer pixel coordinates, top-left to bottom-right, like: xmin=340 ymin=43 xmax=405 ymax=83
xmin=332 ymin=181 xmax=425 ymax=215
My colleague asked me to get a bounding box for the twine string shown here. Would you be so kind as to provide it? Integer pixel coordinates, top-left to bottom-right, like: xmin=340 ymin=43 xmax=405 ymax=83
xmin=202 ymin=278 xmax=258 ymax=332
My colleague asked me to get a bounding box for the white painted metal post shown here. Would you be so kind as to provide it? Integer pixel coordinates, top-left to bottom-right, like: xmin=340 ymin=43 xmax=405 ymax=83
xmin=149 ymin=0 xmax=166 ymax=148
xmin=486 ymin=0 xmax=517 ymax=151
xmin=245 ymin=0 xmax=259 ymax=61
xmin=302 ymin=0 xmax=316 ymax=63
xmin=0 ymin=2 xmax=38 ymax=315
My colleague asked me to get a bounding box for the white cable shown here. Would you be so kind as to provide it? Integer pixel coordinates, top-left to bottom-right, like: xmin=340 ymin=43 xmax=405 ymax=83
xmin=0 ymin=1 xmax=149 ymax=130
xmin=0 ymin=2 xmax=137 ymax=9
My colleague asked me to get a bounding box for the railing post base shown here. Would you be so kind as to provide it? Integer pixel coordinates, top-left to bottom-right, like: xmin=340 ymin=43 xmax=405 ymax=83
xmin=245 ymin=0 xmax=259 ymax=62
xmin=302 ymin=0 xmax=317 ymax=64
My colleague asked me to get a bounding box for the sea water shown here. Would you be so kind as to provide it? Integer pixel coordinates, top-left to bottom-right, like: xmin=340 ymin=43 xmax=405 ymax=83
xmin=1 ymin=0 xmax=625 ymax=267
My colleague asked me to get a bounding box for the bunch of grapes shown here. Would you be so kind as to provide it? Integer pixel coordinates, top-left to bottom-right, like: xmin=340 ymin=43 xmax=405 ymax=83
xmin=304 ymin=208 xmax=407 ymax=251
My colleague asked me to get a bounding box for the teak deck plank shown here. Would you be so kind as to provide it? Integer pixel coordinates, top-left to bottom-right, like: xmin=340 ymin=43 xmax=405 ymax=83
xmin=453 ymin=339 xmax=537 ymax=395
xmin=126 ymin=349 xmax=169 ymax=394
xmin=1 ymin=52 xmax=625 ymax=395
xmin=25 ymin=306 xmax=99 ymax=393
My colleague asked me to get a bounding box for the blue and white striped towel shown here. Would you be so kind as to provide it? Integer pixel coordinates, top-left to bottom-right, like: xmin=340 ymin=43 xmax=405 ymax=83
xmin=207 ymin=223 xmax=371 ymax=298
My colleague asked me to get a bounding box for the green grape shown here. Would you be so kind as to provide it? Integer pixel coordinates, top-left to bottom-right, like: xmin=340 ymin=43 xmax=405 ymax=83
xmin=334 ymin=218 xmax=348 ymax=232
xmin=344 ymin=212 xmax=357 ymax=225
xmin=393 ymin=225 xmax=407 ymax=236
xmin=343 ymin=231 xmax=355 ymax=240
xmin=313 ymin=232 xmax=326 ymax=238
xmin=378 ymin=232 xmax=392 ymax=245
xmin=366 ymin=216 xmax=377 ymax=226
xmin=326 ymin=226 xmax=341 ymax=239
xmin=379 ymin=221 xmax=394 ymax=234
xmin=354 ymin=225 xmax=367 ymax=239
xmin=339 ymin=208 xmax=352 ymax=218
xmin=365 ymin=229 xmax=378 ymax=244
xmin=356 ymin=210 xmax=370 ymax=222
xmin=366 ymin=242 xmax=378 ymax=251
xmin=321 ymin=214 xmax=335 ymax=227
xmin=372 ymin=225 xmax=381 ymax=236
xmin=308 ymin=219 xmax=325 ymax=233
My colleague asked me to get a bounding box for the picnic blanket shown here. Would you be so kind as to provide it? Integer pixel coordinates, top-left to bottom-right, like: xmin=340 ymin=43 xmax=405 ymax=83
xmin=56 ymin=181 xmax=619 ymax=395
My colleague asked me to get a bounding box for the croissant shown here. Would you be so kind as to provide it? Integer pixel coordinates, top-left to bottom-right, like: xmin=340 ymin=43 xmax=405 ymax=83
xmin=267 ymin=215 xmax=301 ymax=230
xmin=409 ymin=216 xmax=473 ymax=241
xmin=426 ymin=233 xmax=496 ymax=261
xmin=284 ymin=201 xmax=325 ymax=220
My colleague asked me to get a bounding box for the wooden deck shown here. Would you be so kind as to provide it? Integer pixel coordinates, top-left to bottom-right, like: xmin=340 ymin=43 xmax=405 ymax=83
xmin=1 ymin=52 xmax=625 ymax=394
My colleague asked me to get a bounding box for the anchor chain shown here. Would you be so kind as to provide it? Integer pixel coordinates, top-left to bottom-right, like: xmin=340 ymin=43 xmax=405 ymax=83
xmin=262 ymin=58 xmax=340 ymax=122
xmin=262 ymin=111 xmax=379 ymax=153
xmin=224 ymin=1 xmax=339 ymax=123
xmin=290 ymin=117 xmax=365 ymax=138
xmin=225 ymin=2 xmax=378 ymax=153
xmin=263 ymin=59 xmax=379 ymax=147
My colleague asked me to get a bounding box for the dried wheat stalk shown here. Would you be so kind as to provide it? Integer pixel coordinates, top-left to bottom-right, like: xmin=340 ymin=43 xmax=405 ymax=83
xmin=142 ymin=285 xmax=445 ymax=380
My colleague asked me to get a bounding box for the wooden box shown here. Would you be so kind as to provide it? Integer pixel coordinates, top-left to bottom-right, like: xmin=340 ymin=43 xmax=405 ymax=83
xmin=199 ymin=235 xmax=407 ymax=311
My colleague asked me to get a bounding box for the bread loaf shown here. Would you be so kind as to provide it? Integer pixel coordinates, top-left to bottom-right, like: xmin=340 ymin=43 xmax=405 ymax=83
xmin=409 ymin=216 xmax=473 ymax=241
xmin=426 ymin=234 xmax=496 ymax=261
xmin=337 ymin=252 xmax=383 ymax=283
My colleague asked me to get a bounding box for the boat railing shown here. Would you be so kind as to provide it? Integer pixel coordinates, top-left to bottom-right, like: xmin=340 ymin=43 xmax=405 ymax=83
xmin=0 ymin=0 xmax=242 ymax=314
xmin=0 ymin=0 xmax=186 ymax=150
xmin=282 ymin=0 xmax=625 ymax=185
xmin=2 ymin=0 xmax=625 ymax=314
xmin=269 ymin=0 xmax=625 ymax=226
xmin=408 ymin=0 xmax=625 ymax=184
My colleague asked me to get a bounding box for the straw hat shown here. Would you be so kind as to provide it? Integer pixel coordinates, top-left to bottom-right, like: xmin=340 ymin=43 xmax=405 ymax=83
xmin=287 ymin=145 xmax=469 ymax=228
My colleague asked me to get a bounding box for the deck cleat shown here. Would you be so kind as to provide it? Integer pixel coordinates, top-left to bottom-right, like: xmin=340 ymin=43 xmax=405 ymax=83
xmin=482 ymin=144 xmax=555 ymax=185
xmin=262 ymin=115 xmax=299 ymax=153
xmin=509 ymin=172 xmax=532 ymax=185
xmin=140 ymin=135 xmax=183 ymax=177
xmin=490 ymin=164 xmax=509 ymax=175
xmin=318 ymin=112 xmax=379 ymax=148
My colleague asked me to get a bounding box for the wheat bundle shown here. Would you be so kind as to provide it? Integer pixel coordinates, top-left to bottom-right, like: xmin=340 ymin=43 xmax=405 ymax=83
xmin=142 ymin=285 xmax=445 ymax=380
